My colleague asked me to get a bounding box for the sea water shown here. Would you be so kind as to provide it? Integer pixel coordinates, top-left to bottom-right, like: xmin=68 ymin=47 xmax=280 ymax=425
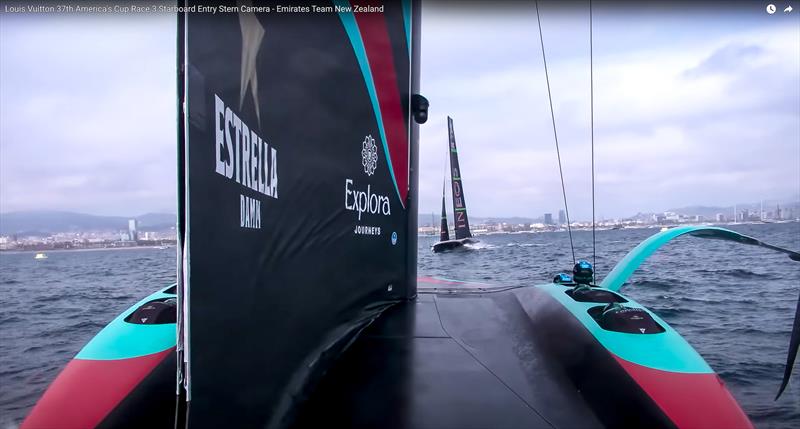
xmin=1 ymin=223 xmax=798 ymax=428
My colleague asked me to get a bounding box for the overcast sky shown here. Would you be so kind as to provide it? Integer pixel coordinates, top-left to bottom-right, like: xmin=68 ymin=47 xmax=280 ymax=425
xmin=1 ymin=2 xmax=798 ymax=219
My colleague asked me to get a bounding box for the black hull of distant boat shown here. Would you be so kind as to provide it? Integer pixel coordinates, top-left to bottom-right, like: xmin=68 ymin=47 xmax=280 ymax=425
xmin=432 ymin=237 xmax=476 ymax=253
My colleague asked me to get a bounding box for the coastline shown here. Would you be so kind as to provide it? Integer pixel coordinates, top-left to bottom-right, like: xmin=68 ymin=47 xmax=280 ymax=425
xmin=0 ymin=246 xmax=174 ymax=255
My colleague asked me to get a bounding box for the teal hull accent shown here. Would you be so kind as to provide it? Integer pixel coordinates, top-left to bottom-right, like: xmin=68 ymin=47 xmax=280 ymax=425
xmin=76 ymin=285 xmax=177 ymax=360
xmin=601 ymin=226 xmax=800 ymax=292
xmin=538 ymin=283 xmax=712 ymax=373
xmin=401 ymin=0 xmax=411 ymax=53
xmin=600 ymin=226 xmax=703 ymax=292
xmin=598 ymin=225 xmax=800 ymax=399
xmin=335 ymin=2 xmax=403 ymax=206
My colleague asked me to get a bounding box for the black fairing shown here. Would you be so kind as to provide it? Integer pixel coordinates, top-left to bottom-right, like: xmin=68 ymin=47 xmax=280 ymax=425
xmin=588 ymin=305 xmax=665 ymax=334
xmin=566 ymin=288 xmax=628 ymax=304
xmin=125 ymin=299 xmax=177 ymax=325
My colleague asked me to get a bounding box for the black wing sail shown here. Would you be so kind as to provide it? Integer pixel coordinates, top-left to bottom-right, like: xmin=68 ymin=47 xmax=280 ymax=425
xmin=440 ymin=180 xmax=450 ymax=241
xmin=447 ymin=116 xmax=472 ymax=239
xmin=178 ymin=3 xmax=418 ymax=427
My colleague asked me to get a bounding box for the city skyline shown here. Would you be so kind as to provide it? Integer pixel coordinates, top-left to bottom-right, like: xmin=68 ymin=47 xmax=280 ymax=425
xmin=3 ymin=202 xmax=797 ymax=252
xmin=431 ymin=199 xmax=799 ymax=223
xmin=2 ymin=196 xmax=798 ymax=227
xmin=1 ymin=192 xmax=798 ymax=222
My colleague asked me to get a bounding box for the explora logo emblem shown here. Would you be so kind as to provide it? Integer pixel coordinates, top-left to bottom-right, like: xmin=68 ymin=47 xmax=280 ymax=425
xmin=361 ymin=135 xmax=378 ymax=176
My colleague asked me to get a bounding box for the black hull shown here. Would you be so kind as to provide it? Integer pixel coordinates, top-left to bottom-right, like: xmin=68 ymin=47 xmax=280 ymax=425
xmin=432 ymin=238 xmax=476 ymax=253
xmin=292 ymin=284 xmax=750 ymax=429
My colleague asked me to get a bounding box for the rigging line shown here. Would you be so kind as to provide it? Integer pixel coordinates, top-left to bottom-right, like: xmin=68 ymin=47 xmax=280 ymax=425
xmin=535 ymin=0 xmax=576 ymax=265
xmin=590 ymin=0 xmax=596 ymax=280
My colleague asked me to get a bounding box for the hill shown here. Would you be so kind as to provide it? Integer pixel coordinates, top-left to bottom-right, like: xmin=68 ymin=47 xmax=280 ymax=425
xmin=0 ymin=211 xmax=175 ymax=236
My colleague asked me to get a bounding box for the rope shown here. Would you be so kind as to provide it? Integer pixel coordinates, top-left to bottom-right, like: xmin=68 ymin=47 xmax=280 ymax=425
xmin=535 ymin=0 xmax=576 ymax=265
xmin=590 ymin=0 xmax=596 ymax=280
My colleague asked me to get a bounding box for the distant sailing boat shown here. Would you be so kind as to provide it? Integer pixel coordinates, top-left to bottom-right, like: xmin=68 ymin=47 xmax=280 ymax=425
xmin=432 ymin=116 xmax=477 ymax=253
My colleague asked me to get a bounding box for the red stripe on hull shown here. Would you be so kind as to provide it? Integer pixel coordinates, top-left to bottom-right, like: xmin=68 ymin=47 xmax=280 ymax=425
xmin=353 ymin=1 xmax=409 ymax=203
xmin=613 ymin=355 xmax=753 ymax=429
xmin=417 ymin=276 xmax=490 ymax=288
xmin=22 ymin=348 xmax=173 ymax=429
xmin=417 ymin=276 xmax=466 ymax=286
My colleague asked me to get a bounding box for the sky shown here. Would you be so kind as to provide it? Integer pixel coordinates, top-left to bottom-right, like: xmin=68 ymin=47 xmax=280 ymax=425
xmin=1 ymin=1 xmax=798 ymax=219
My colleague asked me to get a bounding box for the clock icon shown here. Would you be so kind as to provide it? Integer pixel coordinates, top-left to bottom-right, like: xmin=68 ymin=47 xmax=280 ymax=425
xmin=767 ymin=4 xmax=777 ymax=14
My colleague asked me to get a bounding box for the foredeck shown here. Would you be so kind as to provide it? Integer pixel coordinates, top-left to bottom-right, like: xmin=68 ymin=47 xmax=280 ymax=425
xmin=293 ymin=285 xmax=602 ymax=428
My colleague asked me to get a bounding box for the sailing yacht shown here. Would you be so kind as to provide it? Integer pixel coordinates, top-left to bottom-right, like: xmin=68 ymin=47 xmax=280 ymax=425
xmin=432 ymin=116 xmax=477 ymax=253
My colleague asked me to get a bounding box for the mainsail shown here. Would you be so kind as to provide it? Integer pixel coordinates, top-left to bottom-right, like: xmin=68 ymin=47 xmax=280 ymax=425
xmin=447 ymin=116 xmax=472 ymax=239
xmin=439 ymin=179 xmax=450 ymax=242
xmin=177 ymin=2 xmax=419 ymax=427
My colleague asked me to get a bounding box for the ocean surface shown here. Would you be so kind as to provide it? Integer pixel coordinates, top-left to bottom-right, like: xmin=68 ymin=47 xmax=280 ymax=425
xmin=1 ymin=223 xmax=799 ymax=428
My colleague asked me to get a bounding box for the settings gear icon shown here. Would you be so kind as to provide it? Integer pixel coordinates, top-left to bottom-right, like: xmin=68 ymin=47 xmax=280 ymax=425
xmin=361 ymin=135 xmax=378 ymax=176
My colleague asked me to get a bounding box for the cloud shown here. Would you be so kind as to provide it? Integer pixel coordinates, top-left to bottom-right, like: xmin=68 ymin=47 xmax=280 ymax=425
xmin=0 ymin=13 xmax=177 ymax=216
xmin=418 ymin=8 xmax=800 ymax=219
xmin=683 ymin=43 xmax=764 ymax=78
xmin=0 ymin=6 xmax=797 ymax=220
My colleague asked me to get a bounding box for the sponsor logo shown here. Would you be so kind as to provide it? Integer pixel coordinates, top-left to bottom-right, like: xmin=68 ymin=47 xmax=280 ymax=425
xmin=214 ymin=94 xmax=277 ymax=230
xmin=391 ymin=231 xmax=398 ymax=245
xmin=361 ymin=135 xmax=378 ymax=176
xmin=345 ymin=180 xmax=390 ymax=221
xmin=354 ymin=225 xmax=382 ymax=236
xmin=452 ymin=172 xmax=467 ymax=229
xmin=345 ymin=135 xmax=391 ymax=236
xmin=208 ymin=9 xmax=275 ymax=230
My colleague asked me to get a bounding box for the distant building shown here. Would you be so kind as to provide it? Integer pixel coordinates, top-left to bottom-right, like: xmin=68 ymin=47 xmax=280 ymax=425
xmin=694 ymin=215 xmax=704 ymax=222
xmin=739 ymin=209 xmax=748 ymax=222
xmin=544 ymin=213 xmax=553 ymax=225
xmin=558 ymin=209 xmax=566 ymax=225
xmin=716 ymin=213 xmax=725 ymax=222
xmin=128 ymin=219 xmax=138 ymax=241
